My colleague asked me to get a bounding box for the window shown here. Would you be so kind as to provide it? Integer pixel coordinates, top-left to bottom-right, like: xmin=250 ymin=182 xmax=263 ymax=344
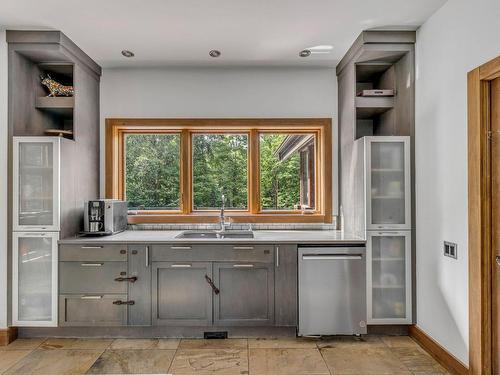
xmin=260 ymin=133 xmax=316 ymax=211
xmin=106 ymin=119 xmax=332 ymax=223
xmin=125 ymin=134 xmax=180 ymax=210
xmin=192 ymin=134 xmax=248 ymax=210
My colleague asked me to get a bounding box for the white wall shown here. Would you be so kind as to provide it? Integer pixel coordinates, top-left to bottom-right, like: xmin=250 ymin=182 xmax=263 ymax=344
xmin=100 ymin=67 xmax=339 ymax=214
xmin=415 ymin=0 xmax=500 ymax=364
xmin=0 ymin=28 xmax=8 ymax=329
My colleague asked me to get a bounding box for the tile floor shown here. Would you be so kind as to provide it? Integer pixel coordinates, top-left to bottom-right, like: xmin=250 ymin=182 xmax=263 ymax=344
xmin=0 ymin=336 xmax=449 ymax=375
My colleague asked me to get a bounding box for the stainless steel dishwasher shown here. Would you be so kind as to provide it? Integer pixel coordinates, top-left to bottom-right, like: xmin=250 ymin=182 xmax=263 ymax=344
xmin=298 ymin=245 xmax=367 ymax=336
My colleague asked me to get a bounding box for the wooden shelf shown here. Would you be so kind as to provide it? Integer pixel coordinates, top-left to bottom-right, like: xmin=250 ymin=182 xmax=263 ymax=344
xmin=356 ymin=62 xmax=393 ymax=82
xmin=35 ymin=97 xmax=74 ymax=117
xmin=356 ymin=96 xmax=394 ymax=119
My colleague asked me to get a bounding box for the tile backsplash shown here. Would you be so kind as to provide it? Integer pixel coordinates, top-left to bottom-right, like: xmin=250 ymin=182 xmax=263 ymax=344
xmin=129 ymin=220 xmax=337 ymax=231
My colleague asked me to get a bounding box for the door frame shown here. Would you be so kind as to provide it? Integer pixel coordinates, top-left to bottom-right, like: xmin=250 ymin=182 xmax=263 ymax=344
xmin=468 ymin=55 xmax=500 ymax=375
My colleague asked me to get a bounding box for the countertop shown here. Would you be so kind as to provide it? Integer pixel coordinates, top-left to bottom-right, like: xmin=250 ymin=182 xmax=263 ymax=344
xmin=59 ymin=230 xmax=365 ymax=245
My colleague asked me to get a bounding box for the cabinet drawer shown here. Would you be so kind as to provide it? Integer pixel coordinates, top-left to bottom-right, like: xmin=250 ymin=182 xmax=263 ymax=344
xmin=59 ymin=294 xmax=128 ymax=326
xmin=152 ymin=244 xmax=273 ymax=263
xmin=59 ymin=244 xmax=127 ymax=261
xmin=59 ymin=262 xmax=128 ymax=294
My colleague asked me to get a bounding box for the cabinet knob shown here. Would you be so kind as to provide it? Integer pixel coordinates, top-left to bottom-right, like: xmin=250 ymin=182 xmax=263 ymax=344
xmin=120 ymin=250 xmax=127 ymax=254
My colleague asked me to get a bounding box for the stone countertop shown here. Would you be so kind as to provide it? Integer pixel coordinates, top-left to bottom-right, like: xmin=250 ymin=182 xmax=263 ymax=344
xmin=59 ymin=230 xmax=365 ymax=245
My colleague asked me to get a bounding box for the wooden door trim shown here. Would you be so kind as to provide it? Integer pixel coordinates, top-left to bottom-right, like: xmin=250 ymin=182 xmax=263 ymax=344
xmin=468 ymin=54 xmax=500 ymax=375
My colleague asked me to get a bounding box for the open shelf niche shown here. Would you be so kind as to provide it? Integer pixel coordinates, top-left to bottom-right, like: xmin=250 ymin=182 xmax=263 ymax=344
xmin=35 ymin=63 xmax=75 ymax=138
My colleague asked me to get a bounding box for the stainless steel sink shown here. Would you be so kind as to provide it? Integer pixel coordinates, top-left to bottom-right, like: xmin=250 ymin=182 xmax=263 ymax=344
xmin=218 ymin=230 xmax=254 ymax=238
xmin=175 ymin=230 xmax=218 ymax=239
xmin=175 ymin=230 xmax=254 ymax=239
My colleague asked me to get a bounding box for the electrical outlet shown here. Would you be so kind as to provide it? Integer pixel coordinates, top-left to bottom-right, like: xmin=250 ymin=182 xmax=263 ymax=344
xmin=444 ymin=241 xmax=458 ymax=259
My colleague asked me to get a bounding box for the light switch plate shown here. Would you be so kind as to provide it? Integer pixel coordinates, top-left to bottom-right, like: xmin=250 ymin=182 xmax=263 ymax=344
xmin=444 ymin=241 xmax=458 ymax=259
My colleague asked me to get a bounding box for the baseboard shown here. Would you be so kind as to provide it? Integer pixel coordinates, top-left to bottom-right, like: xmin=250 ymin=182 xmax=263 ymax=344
xmin=0 ymin=327 xmax=18 ymax=346
xmin=409 ymin=325 xmax=468 ymax=375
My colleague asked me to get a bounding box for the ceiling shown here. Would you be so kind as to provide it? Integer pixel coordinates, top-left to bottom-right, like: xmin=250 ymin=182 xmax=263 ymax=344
xmin=0 ymin=0 xmax=446 ymax=68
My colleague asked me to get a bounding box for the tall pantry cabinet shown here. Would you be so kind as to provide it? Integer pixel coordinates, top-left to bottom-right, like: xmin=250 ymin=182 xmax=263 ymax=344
xmin=354 ymin=137 xmax=412 ymax=324
xmin=7 ymin=31 xmax=101 ymax=327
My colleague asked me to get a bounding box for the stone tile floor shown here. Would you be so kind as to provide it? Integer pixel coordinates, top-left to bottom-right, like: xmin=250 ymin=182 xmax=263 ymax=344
xmin=0 ymin=336 xmax=450 ymax=374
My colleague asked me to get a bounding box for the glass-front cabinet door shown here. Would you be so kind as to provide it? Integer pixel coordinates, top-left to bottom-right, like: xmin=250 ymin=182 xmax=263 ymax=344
xmin=367 ymin=231 xmax=411 ymax=324
xmin=12 ymin=232 xmax=58 ymax=326
xmin=366 ymin=137 xmax=410 ymax=230
xmin=13 ymin=137 xmax=60 ymax=231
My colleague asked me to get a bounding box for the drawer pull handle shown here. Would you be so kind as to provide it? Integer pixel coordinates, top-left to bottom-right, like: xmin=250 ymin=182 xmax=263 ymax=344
xmin=114 ymin=276 xmax=138 ymax=283
xmin=233 ymin=264 xmax=254 ymax=268
xmin=112 ymin=300 xmax=135 ymax=305
xmin=81 ymin=246 xmax=103 ymax=249
xmin=81 ymin=263 xmax=104 ymax=267
xmin=171 ymin=264 xmax=192 ymax=268
xmin=233 ymin=246 xmax=254 ymax=250
xmin=205 ymin=275 xmax=220 ymax=295
xmin=171 ymin=246 xmax=192 ymax=250
xmin=81 ymin=295 xmax=103 ymax=300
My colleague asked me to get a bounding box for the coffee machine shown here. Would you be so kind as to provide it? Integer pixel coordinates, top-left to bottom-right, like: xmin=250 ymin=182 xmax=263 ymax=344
xmin=83 ymin=200 xmax=128 ymax=235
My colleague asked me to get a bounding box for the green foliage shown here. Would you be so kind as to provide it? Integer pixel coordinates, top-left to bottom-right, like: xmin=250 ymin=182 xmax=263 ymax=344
xmin=125 ymin=134 xmax=180 ymax=210
xmin=124 ymin=132 xmax=303 ymax=212
xmin=193 ymin=134 xmax=248 ymax=210
xmin=259 ymin=134 xmax=300 ymax=210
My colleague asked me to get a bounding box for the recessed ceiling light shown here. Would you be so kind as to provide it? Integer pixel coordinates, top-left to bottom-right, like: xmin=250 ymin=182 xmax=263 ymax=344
xmin=209 ymin=50 xmax=221 ymax=58
xmin=309 ymin=45 xmax=333 ymax=51
xmin=121 ymin=50 xmax=135 ymax=58
xmin=299 ymin=49 xmax=311 ymax=57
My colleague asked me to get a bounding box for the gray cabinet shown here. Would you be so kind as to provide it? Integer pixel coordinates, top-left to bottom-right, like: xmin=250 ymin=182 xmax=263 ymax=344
xmin=213 ymin=262 xmax=274 ymax=326
xmin=128 ymin=245 xmax=152 ymax=326
xmin=59 ymin=294 xmax=128 ymax=326
xmin=274 ymin=244 xmax=298 ymax=326
xmin=152 ymin=262 xmax=212 ymax=326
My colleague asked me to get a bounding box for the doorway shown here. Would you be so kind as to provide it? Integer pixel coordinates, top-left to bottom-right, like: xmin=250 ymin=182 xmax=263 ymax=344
xmin=468 ymin=55 xmax=500 ymax=375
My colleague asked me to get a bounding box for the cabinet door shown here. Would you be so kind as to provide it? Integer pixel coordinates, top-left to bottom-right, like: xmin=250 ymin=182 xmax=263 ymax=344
xmin=13 ymin=137 xmax=60 ymax=231
xmin=128 ymin=245 xmax=152 ymax=326
xmin=152 ymin=262 xmax=212 ymax=326
xmin=213 ymin=262 xmax=274 ymax=326
xmin=367 ymin=231 xmax=412 ymax=324
xmin=274 ymin=245 xmax=297 ymax=326
xmin=12 ymin=232 xmax=58 ymax=326
xmin=366 ymin=137 xmax=410 ymax=230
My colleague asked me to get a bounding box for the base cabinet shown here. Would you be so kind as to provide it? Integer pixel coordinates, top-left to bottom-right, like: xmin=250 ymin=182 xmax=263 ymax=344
xmin=213 ymin=262 xmax=274 ymax=326
xmin=152 ymin=262 xmax=213 ymax=326
xmin=59 ymin=294 xmax=128 ymax=326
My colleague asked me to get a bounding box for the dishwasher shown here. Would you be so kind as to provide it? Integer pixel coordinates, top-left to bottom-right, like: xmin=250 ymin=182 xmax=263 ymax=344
xmin=298 ymin=245 xmax=367 ymax=336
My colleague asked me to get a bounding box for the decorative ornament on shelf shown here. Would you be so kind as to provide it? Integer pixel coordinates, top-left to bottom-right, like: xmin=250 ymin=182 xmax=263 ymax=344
xmin=40 ymin=74 xmax=74 ymax=97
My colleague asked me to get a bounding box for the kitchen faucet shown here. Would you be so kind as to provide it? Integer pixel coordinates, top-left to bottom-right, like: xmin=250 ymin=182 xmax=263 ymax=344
xmin=219 ymin=194 xmax=230 ymax=232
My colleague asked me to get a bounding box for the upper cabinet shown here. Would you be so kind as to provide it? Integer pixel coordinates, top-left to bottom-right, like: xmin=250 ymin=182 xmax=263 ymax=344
xmin=13 ymin=137 xmax=61 ymax=231
xmin=365 ymin=137 xmax=411 ymax=230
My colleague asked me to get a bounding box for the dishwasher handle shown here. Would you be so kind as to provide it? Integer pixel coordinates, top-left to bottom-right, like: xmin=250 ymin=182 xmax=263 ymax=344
xmin=301 ymin=254 xmax=363 ymax=260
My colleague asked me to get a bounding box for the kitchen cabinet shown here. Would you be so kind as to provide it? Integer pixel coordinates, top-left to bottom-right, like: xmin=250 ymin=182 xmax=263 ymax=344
xmin=128 ymin=245 xmax=152 ymax=326
xmin=365 ymin=137 xmax=411 ymax=230
xmin=274 ymin=244 xmax=298 ymax=326
xmin=13 ymin=232 xmax=58 ymax=326
xmin=367 ymin=231 xmax=411 ymax=324
xmin=152 ymin=261 xmax=213 ymax=326
xmin=59 ymin=294 xmax=128 ymax=326
xmin=13 ymin=138 xmax=60 ymax=231
xmin=213 ymin=262 xmax=274 ymax=326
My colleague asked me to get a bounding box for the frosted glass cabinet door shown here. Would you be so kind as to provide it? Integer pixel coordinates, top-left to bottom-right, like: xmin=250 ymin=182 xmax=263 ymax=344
xmin=12 ymin=232 xmax=58 ymax=326
xmin=367 ymin=231 xmax=411 ymax=324
xmin=13 ymin=137 xmax=60 ymax=231
xmin=367 ymin=138 xmax=410 ymax=230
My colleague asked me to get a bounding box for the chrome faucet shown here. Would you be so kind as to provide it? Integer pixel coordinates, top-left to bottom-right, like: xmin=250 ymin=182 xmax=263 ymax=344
xmin=219 ymin=194 xmax=230 ymax=232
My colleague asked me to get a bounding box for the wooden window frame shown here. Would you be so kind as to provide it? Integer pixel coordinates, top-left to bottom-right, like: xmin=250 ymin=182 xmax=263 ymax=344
xmin=106 ymin=118 xmax=332 ymax=224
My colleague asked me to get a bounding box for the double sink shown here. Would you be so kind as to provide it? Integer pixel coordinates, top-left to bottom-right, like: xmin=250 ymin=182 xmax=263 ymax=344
xmin=175 ymin=230 xmax=254 ymax=239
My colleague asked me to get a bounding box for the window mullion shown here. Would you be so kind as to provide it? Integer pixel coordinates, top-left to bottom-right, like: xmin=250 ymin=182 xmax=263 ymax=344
xmin=180 ymin=129 xmax=192 ymax=214
xmin=249 ymin=129 xmax=260 ymax=214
